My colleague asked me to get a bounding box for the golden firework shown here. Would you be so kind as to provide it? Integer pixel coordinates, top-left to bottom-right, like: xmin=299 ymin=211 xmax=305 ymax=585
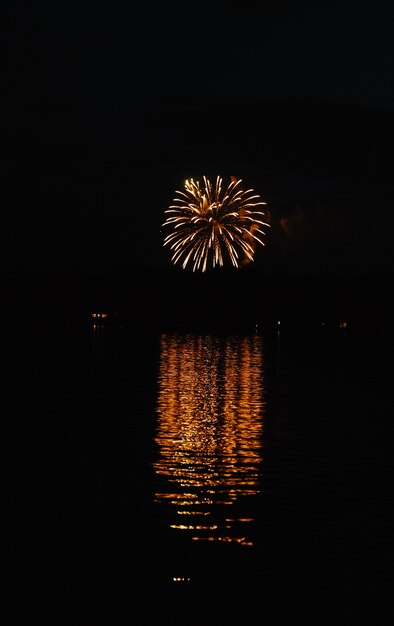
xmin=162 ymin=176 xmax=270 ymax=272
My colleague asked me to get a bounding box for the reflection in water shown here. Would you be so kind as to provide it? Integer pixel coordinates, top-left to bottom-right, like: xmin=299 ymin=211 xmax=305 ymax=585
xmin=153 ymin=333 xmax=266 ymax=546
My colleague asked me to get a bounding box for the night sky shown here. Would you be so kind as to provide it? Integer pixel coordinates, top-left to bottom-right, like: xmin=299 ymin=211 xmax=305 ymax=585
xmin=3 ymin=0 xmax=394 ymax=283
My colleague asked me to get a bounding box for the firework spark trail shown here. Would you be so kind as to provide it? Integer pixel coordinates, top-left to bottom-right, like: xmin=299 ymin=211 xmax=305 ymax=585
xmin=163 ymin=176 xmax=270 ymax=272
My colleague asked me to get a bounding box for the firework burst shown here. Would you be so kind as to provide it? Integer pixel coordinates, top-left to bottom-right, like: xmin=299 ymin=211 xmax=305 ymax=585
xmin=162 ymin=175 xmax=270 ymax=272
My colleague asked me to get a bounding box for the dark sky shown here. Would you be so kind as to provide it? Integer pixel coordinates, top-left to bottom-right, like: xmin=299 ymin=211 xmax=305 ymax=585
xmin=3 ymin=0 xmax=394 ymax=278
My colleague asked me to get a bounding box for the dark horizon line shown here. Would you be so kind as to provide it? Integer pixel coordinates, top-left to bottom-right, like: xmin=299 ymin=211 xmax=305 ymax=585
xmin=2 ymin=266 xmax=393 ymax=333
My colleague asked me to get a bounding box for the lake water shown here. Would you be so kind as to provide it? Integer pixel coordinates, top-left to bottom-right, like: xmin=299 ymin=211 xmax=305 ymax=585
xmin=3 ymin=323 xmax=393 ymax=624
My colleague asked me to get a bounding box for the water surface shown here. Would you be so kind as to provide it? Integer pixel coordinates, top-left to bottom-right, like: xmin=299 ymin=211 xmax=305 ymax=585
xmin=3 ymin=324 xmax=393 ymax=624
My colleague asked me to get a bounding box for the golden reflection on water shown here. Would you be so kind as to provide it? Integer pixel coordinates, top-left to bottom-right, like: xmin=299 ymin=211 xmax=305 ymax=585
xmin=153 ymin=333 xmax=266 ymax=546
